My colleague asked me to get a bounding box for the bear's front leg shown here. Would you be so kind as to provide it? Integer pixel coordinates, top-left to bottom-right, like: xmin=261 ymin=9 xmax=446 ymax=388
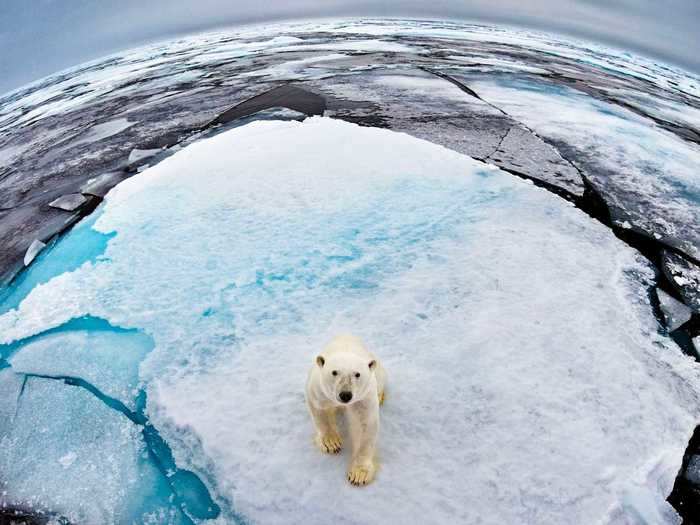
xmin=308 ymin=403 xmax=342 ymax=454
xmin=346 ymin=398 xmax=379 ymax=486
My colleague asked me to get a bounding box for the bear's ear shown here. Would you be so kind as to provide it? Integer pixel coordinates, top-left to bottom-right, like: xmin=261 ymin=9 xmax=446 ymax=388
xmin=316 ymin=355 xmax=325 ymax=368
xmin=368 ymin=360 xmax=376 ymax=370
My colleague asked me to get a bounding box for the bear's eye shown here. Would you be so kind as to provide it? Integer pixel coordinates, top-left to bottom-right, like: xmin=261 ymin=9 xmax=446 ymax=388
xmin=355 ymin=373 xmax=361 ymax=378
xmin=332 ymin=370 xmax=338 ymax=376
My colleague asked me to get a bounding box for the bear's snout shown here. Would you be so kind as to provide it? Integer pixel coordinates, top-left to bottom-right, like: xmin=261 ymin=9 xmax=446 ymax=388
xmin=339 ymin=391 xmax=353 ymax=403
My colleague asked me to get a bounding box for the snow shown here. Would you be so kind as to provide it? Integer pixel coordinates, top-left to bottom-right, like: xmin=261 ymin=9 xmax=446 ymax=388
xmin=58 ymin=451 xmax=77 ymax=468
xmin=1 ymin=117 xmax=698 ymax=524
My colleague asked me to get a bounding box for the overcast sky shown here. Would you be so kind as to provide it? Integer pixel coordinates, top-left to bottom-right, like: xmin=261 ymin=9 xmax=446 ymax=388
xmin=1 ymin=0 xmax=699 ymax=95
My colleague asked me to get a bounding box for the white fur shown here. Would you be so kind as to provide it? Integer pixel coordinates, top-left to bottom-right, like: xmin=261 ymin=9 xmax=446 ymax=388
xmin=305 ymin=334 xmax=386 ymax=485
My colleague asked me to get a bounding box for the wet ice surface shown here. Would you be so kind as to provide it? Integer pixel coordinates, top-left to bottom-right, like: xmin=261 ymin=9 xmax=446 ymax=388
xmin=2 ymin=118 xmax=699 ymax=523
xmin=0 ymin=369 xmax=185 ymax=524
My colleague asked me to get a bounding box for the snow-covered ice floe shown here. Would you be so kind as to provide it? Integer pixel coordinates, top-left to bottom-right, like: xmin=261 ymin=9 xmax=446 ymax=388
xmin=468 ymin=77 xmax=700 ymax=259
xmin=1 ymin=117 xmax=699 ymax=523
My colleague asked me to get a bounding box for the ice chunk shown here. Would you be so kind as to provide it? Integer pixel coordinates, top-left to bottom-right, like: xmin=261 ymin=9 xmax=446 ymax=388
xmin=127 ymin=147 xmax=161 ymax=166
xmin=23 ymin=239 xmax=46 ymax=266
xmin=657 ymin=289 xmax=692 ymax=331
xmin=67 ymin=117 xmax=134 ymax=148
xmin=48 ymin=193 xmax=88 ymax=211
xmin=662 ymin=251 xmax=700 ymax=313
xmin=2 ymin=117 xmax=697 ymax=524
xmin=2 ymin=211 xmax=115 ymax=315
xmin=80 ymin=171 xmax=130 ymax=198
xmin=240 ymin=53 xmax=348 ymax=80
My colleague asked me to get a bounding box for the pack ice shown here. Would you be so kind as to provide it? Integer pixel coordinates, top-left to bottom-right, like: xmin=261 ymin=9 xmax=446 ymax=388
xmin=1 ymin=117 xmax=699 ymax=524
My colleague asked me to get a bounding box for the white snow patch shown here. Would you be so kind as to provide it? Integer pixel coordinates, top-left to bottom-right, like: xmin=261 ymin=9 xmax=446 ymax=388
xmin=58 ymin=451 xmax=77 ymax=468
xmin=240 ymin=53 xmax=348 ymax=79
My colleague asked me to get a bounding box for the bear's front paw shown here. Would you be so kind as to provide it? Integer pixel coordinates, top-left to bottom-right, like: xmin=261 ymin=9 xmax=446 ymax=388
xmin=316 ymin=432 xmax=342 ymax=454
xmin=347 ymin=461 xmax=376 ymax=486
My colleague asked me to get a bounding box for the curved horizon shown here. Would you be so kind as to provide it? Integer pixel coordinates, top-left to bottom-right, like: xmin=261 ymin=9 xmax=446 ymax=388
xmin=1 ymin=0 xmax=699 ymax=96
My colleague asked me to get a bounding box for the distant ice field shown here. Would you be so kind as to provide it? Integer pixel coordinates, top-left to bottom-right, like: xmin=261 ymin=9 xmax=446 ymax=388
xmin=1 ymin=118 xmax=698 ymax=524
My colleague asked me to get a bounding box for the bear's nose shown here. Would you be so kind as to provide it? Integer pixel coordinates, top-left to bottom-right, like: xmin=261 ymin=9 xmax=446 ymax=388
xmin=339 ymin=391 xmax=353 ymax=403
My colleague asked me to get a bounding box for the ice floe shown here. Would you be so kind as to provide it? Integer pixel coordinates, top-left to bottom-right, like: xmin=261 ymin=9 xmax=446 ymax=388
xmin=468 ymin=77 xmax=700 ymax=259
xmin=1 ymin=117 xmax=698 ymax=524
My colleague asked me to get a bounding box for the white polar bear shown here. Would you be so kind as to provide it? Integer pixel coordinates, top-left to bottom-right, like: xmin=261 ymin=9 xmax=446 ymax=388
xmin=305 ymin=334 xmax=386 ymax=486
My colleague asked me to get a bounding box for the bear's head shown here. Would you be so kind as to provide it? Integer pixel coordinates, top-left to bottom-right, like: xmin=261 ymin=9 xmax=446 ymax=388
xmin=315 ymin=352 xmax=377 ymax=406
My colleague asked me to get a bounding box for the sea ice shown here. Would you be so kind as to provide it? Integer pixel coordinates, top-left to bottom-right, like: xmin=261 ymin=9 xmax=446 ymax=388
xmin=467 ymin=77 xmax=700 ymax=260
xmin=1 ymin=117 xmax=698 ymax=524
xmin=0 ymin=371 xmax=184 ymax=524
xmin=48 ymin=193 xmax=88 ymax=212
xmin=657 ymin=289 xmax=692 ymax=332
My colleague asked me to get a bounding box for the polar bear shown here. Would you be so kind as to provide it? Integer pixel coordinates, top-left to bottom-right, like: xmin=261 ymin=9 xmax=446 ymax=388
xmin=305 ymin=334 xmax=386 ymax=486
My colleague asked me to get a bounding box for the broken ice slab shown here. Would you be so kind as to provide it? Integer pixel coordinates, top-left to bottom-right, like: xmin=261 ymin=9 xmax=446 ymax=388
xmin=0 ymin=367 xmax=23 ymax=423
xmin=486 ymin=124 xmax=583 ymax=196
xmin=80 ymin=171 xmax=130 ymax=198
xmin=127 ymin=147 xmax=161 ymax=167
xmin=314 ymin=69 xmax=585 ymax=197
xmin=0 ymin=373 xmax=186 ymax=524
xmin=48 ymin=193 xmax=88 ymax=211
xmin=8 ymin=316 xmax=154 ymax=412
xmin=662 ymin=251 xmax=700 ymax=313
xmin=656 ymin=289 xmax=692 ymax=331
xmin=23 ymin=239 xmax=46 ymax=266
